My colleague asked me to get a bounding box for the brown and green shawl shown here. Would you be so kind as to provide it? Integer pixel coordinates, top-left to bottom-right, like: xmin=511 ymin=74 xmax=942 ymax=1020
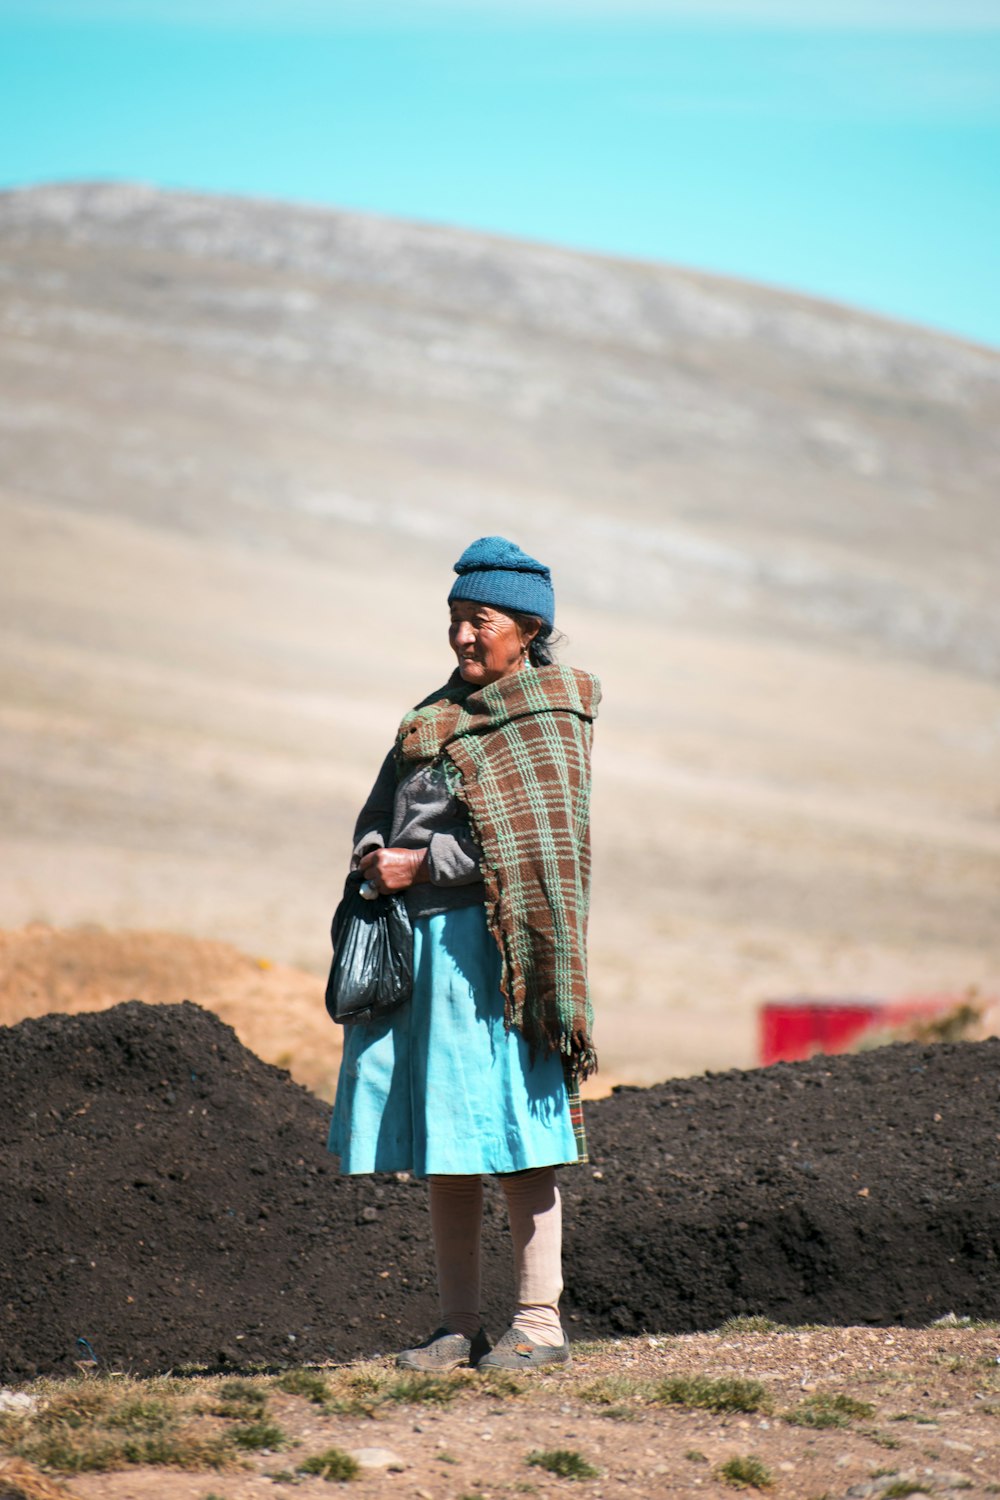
xmin=396 ymin=663 xmax=601 ymax=1084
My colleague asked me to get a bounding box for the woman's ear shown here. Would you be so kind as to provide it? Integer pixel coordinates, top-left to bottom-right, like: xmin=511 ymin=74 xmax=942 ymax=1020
xmin=521 ymin=618 xmax=540 ymax=649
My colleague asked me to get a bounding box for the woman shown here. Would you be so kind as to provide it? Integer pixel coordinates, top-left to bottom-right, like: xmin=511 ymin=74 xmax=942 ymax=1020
xmin=328 ymin=535 xmax=600 ymax=1371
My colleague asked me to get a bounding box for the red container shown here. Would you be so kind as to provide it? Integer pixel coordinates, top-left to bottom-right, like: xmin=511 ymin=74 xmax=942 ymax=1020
xmin=760 ymin=999 xmax=882 ymax=1065
xmin=759 ymin=995 xmax=963 ymax=1066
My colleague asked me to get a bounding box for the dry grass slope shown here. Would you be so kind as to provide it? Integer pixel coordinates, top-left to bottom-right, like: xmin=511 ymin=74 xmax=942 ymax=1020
xmin=1 ymin=182 xmax=998 ymax=1082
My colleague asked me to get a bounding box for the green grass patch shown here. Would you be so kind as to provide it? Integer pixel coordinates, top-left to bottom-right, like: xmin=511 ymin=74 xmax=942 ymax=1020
xmin=275 ymin=1368 xmax=331 ymax=1404
xmin=880 ymin=1483 xmax=926 ymax=1499
xmin=315 ymin=1363 xmax=476 ymax=1417
xmin=578 ymin=1374 xmax=650 ymax=1407
xmin=477 ymin=1369 xmax=525 ymax=1398
xmin=104 ymin=1395 xmax=176 ymax=1432
xmin=783 ymin=1392 xmax=874 ymax=1428
xmin=861 ymin=1429 xmax=903 ymax=1451
xmin=526 ymin=1448 xmax=599 ymax=1480
xmin=574 ymin=1373 xmax=656 ymax=1418
xmin=717 ymin=1454 xmax=774 ymax=1489
xmin=384 ymin=1372 xmax=464 ymax=1406
xmin=0 ymin=1376 xmax=234 ymax=1475
xmin=204 ymin=1378 xmax=270 ymax=1421
xmin=323 ymin=1366 xmax=387 ymax=1415
xmin=230 ymin=1418 xmax=288 ymax=1451
xmin=716 ymin=1315 xmax=782 ymax=1335
xmin=297 ymin=1447 xmax=360 ymax=1482
xmin=578 ymin=1370 xmax=772 ymax=1415
xmin=686 ymin=1449 xmax=709 ymax=1463
xmin=655 ymin=1374 xmax=772 ymax=1414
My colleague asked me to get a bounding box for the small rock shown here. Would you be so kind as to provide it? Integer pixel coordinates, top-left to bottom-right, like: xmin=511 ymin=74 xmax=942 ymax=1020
xmin=868 ymin=1472 xmax=919 ymax=1496
xmin=352 ymin=1446 xmax=406 ymax=1470
xmin=0 ymin=1390 xmax=37 ymax=1414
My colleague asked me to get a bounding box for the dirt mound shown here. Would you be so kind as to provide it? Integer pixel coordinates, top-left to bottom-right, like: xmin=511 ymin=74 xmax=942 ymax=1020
xmin=0 ymin=924 xmax=616 ymax=1101
xmin=1 ymin=1002 xmax=997 ymax=1380
xmin=570 ymin=1046 xmax=1000 ymax=1335
xmin=0 ymin=924 xmax=341 ymax=1101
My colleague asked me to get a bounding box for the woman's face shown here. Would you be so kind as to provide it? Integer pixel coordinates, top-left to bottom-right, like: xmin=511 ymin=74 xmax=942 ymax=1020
xmin=449 ymin=601 xmax=537 ymax=686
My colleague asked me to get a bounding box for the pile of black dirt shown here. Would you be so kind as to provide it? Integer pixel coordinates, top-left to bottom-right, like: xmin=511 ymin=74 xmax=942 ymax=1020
xmin=1 ymin=1002 xmax=997 ymax=1380
xmin=562 ymin=1042 xmax=1000 ymax=1337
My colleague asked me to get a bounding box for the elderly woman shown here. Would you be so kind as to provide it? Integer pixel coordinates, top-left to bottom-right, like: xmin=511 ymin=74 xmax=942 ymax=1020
xmin=328 ymin=535 xmax=600 ymax=1371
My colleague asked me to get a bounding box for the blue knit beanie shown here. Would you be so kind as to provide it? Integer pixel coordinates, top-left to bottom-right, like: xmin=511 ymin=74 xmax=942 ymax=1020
xmin=447 ymin=535 xmax=555 ymax=629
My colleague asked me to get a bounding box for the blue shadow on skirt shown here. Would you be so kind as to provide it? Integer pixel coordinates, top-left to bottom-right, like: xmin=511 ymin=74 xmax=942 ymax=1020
xmin=328 ymin=903 xmax=578 ymax=1177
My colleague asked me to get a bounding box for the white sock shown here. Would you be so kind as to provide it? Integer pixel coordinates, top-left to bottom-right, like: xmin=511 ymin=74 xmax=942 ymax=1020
xmin=499 ymin=1166 xmax=565 ymax=1347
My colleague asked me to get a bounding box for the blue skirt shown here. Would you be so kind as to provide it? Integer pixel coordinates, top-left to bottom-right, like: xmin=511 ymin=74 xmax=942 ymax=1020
xmin=328 ymin=904 xmax=579 ymax=1177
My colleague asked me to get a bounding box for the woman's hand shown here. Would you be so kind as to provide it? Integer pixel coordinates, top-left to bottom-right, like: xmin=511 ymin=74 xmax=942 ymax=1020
xmin=358 ymin=847 xmax=430 ymax=893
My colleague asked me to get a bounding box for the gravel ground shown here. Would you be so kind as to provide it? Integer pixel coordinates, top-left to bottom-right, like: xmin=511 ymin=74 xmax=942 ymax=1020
xmin=3 ymin=1326 xmax=1000 ymax=1500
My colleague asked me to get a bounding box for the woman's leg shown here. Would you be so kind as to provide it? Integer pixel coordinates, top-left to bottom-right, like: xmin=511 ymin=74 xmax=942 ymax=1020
xmin=498 ymin=1166 xmax=565 ymax=1346
xmin=428 ymin=1173 xmax=483 ymax=1339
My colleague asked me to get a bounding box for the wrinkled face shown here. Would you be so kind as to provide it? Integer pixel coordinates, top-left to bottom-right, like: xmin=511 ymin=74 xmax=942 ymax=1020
xmin=448 ymin=600 xmax=537 ymax=686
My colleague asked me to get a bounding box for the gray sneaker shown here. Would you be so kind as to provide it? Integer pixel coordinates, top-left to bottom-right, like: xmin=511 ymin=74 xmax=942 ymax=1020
xmin=396 ymin=1326 xmax=491 ymax=1371
xmin=476 ymin=1326 xmax=571 ymax=1371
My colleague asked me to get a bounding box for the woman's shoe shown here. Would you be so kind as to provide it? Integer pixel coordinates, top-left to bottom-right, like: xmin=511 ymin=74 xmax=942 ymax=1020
xmin=476 ymin=1326 xmax=570 ymax=1371
xmin=396 ymin=1326 xmax=492 ymax=1370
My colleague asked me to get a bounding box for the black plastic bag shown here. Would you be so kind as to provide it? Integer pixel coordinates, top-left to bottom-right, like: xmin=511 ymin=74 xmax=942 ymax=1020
xmin=325 ymin=870 xmax=414 ymax=1026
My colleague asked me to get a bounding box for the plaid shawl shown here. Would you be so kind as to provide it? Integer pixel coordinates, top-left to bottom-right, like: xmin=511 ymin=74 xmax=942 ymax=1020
xmin=396 ymin=664 xmax=601 ymax=1082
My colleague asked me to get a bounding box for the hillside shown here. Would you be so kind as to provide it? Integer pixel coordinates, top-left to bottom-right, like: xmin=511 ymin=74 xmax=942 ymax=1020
xmin=1 ymin=181 xmax=998 ymax=1081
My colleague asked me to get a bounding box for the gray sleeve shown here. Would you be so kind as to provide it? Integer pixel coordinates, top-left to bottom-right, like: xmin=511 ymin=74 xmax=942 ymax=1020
xmin=426 ymin=827 xmax=482 ymax=886
xmin=350 ymin=749 xmax=396 ymax=867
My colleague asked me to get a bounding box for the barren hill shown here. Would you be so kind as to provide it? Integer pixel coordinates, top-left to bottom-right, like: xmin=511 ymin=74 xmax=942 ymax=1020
xmin=1 ymin=181 xmax=998 ymax=1082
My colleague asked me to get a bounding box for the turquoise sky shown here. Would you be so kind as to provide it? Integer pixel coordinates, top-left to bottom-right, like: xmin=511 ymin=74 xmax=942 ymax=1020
xmin=1 ymin=1 xmax=998 ymax=347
